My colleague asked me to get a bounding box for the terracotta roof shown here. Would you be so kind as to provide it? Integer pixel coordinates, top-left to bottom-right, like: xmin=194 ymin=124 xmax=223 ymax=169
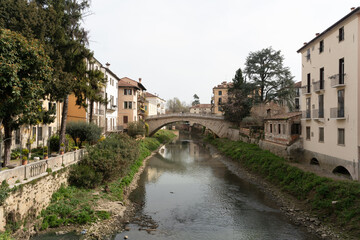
xmin=144 ymin=92 xmax=165 ymax=101
xmin=297 ymin=7 xmax=360 ymax=53
xmin=190 ymin=104 xmax=212 ymax=109
xmin=294 ymin=81 xmax=301 ymax=88
xmin=118 ymin=79 xmax=140 ymax=89
xmin=264 ymin=112 xmax=302 ymax=120
xmin=213 ymin=81 xmax=232 ymax=89
xmin=119 ymin=77 xmax=146 ymax=90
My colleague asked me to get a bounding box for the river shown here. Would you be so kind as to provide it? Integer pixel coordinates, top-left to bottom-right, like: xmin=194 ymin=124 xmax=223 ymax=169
xmin=113 ymin=132 xmax=318 ymax=240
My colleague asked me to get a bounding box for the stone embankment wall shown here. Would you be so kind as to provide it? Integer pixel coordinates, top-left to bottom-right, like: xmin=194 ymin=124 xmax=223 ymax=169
xmin=0 ymin=150 xmax=84 ymax=231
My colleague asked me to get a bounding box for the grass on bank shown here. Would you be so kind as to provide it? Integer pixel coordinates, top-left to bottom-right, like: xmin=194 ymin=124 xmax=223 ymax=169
xmin=39 ymin=130 xmax=176 ymax=230
xmin=206 ymin=137 xmax=360 ymax=238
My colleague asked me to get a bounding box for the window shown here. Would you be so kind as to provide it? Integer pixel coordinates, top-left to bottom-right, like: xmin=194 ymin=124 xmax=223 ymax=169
xmin=338 ymin=89 xmax=344 ymax=118
xmin=129 ymin=101 xmax=133 ymax=109
xmin=306 ymin=98 xmax=311 ymax=118
xmin=291 ymin=124 xmax=301 ymax=135
xmin=319 ymin=40 xmax=324 ymax=53
xmin=123 ymin=116 xmax=128 ymax=124
xmin=218 ymin=98 xmax=222 ymax=104
xmin=339 ymin=27 xmax=344 ymax=41
xmin=339 ymin=58 xmax=344 ymax=84
xmin=318 ymin=95 xmax=324 ymax=118
xmin=306 ymin=127 xmax=311 ymax=140
xmin=32 ymin=127 xmax=36 ymax=139
xmin=124 ymin=101 xmax=128 ymax=109
xmin=48 ymin=127 xmax=52 ymax=137
xmin=295 ymin=88 xmax=300 ymax=97
xmin=282 ymin=124 xmax=286 ymax=135
xmin=338 ymin=128 xmax=345 ymax=145
xmin=278 ymin=124 xmax=281 ymax=134
xmin=319 ymin=67 xmax=324 ymax=90
xmin=306 ymin=48 xmax=311 ymax=61
xmin=270 ymin=124 xmax=272 ymax=133
xmin=319 ymin=127 xmax=324 ymax=142
xmin=307 ymin=73 xmax=311 ymax=93
xmin=124 ymin=101 xmax=133 ymax=109
xmin=37 ymin=126 xmax=43 ymax=141
xmin=219 ymin=91 xmax=222 ymax=96
xmin=15 ymin=129 xmax=20 ymax=144
xmin=124 ymin=89 xmax=132 ymax=95
xmin=295 ymin=98 xmax=300 ymax=110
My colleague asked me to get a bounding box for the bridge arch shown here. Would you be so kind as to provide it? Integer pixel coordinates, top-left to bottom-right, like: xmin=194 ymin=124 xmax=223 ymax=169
xmin=146 ymin=114 xmax=233 ymax=138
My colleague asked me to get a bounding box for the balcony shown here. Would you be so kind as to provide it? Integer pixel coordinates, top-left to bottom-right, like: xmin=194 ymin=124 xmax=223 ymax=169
xmin=313 ymin=80 xmax=325 ymax=93
xmin=330 ymin=74 xmax=346 ymax=88
xmin=330 ymin=107 xmax=345 ymax=119
xmin=312 ymin=109 xmax=324 ymax=119
xmin=302 ymin=110 xmax=311 ymax=120
xmin=302 ymin=85 xmax=311 ymax=95
xmin=107 ymin=104 xmax=117 ymax=112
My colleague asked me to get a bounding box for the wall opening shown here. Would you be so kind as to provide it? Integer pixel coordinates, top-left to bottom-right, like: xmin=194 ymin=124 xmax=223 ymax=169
xmin=332 ymin=166 xmax=352 ymax=179
xmin=310 ymin=158 xmax=319 ymax=166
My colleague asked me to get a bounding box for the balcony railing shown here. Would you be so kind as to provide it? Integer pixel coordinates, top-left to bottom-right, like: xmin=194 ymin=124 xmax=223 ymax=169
xmin=312 ymin=109 xmax=324 ymax=119
xmin=302 ymin=85 xmax=311 ymax=95
xmin=330 ymin=107 xmax=345 ymax=119
xmin=330 ymin=74 xmax=346 ymax=88
xmin=107 ymin=105 xmax=117 ymax=111
xmin=302 ymin=110 xmax=311 ymax=119
xmin=313 ymin=80 xmax=325 ymax=93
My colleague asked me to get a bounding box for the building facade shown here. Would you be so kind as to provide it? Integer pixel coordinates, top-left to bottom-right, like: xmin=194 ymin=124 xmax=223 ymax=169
xmin=118 ymin=77 xmax=146 ymax=129
xmin=103 ymin=66 xmax=120 ymax=132
xmin=144 ymin=92 xmax=166 ymax=116
xmin=297 ymin=7 xmax=360 ymax=180
xmin=211 ymin=81 xmax=231 ymax=115
xmin=190 ymin=104 xmax=212 ymax=114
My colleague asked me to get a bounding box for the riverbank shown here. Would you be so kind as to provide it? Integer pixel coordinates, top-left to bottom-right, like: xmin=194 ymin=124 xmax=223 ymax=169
xmin=205 ymin=137 xmax=360 ymax=240
xmin=12 ymin=130 xmax=177 ymax=240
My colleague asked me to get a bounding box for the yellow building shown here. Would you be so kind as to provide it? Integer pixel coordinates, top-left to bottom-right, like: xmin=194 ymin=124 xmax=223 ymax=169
xmin=67 ymin=94 xmax=87 ymax=122
xmin=211 ymin=81 xmax=232 ymax=115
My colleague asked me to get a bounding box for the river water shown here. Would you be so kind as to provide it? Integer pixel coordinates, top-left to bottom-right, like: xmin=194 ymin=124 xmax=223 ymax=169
xmin=113 ymin=133 xmax=318 ymax=240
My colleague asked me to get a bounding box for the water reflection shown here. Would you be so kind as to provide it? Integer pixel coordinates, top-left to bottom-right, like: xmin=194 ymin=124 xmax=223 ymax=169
xmin=115 ymin=133 xmax=319 ymax=240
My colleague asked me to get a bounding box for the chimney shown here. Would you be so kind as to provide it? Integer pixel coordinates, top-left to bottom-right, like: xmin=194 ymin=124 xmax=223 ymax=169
xmin=351 ymin=7 xmax=355 ymax=11
xmin=106 ymin=62 xmax=110 ymax=68
xmin=315 ymin=33 xmax=320 ymax=36
xmin=303 ymin=42 xmax=307 ymax=45
xmin=139 ymin=78 xmax=142 ymax=83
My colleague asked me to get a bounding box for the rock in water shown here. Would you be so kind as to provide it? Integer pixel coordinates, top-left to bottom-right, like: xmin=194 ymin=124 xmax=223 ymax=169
xmin=124 ymin=236 xmax=128 ymax=239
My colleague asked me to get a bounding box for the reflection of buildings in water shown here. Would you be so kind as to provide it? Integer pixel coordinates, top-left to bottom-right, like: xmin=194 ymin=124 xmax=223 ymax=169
xmin=158 ymin=146 xmax=166 ymax=158
xmin=189 ymin=141 xmax=199 ymax=158
xmin=146 ymin=166 xmax=164 ymax=183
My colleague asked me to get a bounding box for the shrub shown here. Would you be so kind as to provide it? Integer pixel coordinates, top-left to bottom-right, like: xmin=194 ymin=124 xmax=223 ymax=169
xmin=0 ymin=181 xmax=10 ymax=206
xmin=79 ymin=133 xmax=139 ymax=183
xmin=127 ymin=121 xmax=145 ymax=138
xmin=68 ymin=165 xmax=103 ymax=189
xmin=66 ymin=122 xmax=102 ymax=147
xmin=49 ymin=134 xmax=75 ymax=152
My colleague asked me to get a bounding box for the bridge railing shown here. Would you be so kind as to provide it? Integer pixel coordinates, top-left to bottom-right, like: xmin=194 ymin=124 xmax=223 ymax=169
xmin=146 ymin=113 xmax=224 ymax=120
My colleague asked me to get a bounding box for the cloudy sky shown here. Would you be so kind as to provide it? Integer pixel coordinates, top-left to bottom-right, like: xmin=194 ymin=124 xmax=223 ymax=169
xmin=83 ymin=0 xmax=359 ymax=105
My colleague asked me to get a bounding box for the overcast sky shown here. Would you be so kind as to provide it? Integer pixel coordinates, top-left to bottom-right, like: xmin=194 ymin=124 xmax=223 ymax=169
xmin=83 ymin=0 xmax=359 ymax=105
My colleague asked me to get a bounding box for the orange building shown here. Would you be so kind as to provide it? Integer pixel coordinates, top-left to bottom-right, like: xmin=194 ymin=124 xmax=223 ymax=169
xmin=67 ymin=94 xmax=87 ymax=122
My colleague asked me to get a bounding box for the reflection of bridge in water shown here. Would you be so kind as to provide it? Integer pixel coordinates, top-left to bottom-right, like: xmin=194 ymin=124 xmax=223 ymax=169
xmin=146 ymin=113 xmax=232 ymax=137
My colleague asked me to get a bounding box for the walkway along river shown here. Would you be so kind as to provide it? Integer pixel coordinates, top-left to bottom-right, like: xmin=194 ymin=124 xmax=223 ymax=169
xmin=113 ymin=132 xmax=319 ymax=240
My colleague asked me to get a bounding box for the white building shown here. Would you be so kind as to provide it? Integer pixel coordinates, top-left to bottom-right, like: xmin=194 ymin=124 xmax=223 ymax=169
xmin=144 ymin=92 xmax=166 ymax=116
xmin=103 ymin=65 xmax=120 ymax=132
xmin=297 ymin=7 xmax=360 ymax=180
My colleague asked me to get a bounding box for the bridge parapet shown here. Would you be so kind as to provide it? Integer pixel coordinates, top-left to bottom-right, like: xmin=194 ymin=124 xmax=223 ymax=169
xmin=145 ymin=113 xmax=224 ymax=120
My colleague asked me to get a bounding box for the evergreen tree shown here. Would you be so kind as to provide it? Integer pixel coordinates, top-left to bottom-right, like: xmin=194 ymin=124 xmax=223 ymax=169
xmin=222 ymin=68 xmax=253 ymax=126
xmin=192 ymin=94 xmax=200 ymax=106
xmin=244 ymin=47 xmax=294 ymax=105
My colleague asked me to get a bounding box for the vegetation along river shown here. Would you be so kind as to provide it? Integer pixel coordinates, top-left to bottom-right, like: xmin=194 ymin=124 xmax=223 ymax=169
xmin=113 ymin=132 xmax=318 ymax=240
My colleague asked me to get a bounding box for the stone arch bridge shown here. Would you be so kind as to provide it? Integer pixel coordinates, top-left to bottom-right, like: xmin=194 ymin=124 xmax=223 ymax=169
xmin=146 ymin=113 xmax=233 ymax=137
